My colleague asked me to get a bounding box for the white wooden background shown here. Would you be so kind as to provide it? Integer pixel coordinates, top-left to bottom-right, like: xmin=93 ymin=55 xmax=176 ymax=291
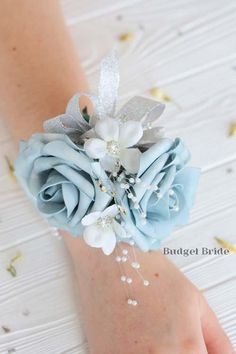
xmin=0 ymin=0 xmax=236 ymax=353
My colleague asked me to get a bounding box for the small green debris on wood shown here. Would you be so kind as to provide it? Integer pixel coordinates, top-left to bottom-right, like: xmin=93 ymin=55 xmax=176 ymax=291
xmin=228 ymin=122 xmax=236 ymax=137
xmin=2 ymin=326 xmax=11 ymax=334
xmin=215 ymin=237 xmax=236 ymax=254
xmin=118 ymin=32 xmax=134 ymax=42
xmin=6 ymin=264 xmax=17 ymax=277
xmin=149 ymin=87 xmax=182 ymax=110
xmin=4 ymin=155 xmax=16 ymax=181
xmin=6 ymin=252 xmax=22 ymax=277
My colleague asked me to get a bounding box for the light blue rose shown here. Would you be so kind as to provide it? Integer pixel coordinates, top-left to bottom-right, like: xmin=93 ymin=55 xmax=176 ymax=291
xmin=15 ymin=134 xmax=111 ymax=235
xmin=120 ymin=138 xmax=200 ymax=252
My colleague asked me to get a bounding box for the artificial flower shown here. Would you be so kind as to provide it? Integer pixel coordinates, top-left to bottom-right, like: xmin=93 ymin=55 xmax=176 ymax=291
xmin=14 ymin=134 xmax=111 ymax=235
xmin=84 ymin=117 xmax=143 ymax=173
xmin=119 ymin=138 xmax=200 ymax=251
xmin=82 ymin=205 xmax=126 ymax=255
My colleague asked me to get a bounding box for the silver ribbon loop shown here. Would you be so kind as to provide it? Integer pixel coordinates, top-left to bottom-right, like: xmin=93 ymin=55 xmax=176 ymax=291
xmin=98 ymin=51 xmax=120 ymax=118
xmin=43 ymin=52 xmax=165 ymax=144
xmin=115 ymin=96 xmax=165 ymax=126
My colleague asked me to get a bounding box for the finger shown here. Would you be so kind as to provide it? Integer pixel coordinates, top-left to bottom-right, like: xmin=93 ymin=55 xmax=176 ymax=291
xmin=200 ymin=298 xmax=234 ymax=354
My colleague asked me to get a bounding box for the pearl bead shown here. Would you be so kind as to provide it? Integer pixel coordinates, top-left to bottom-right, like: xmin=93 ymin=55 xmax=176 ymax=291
xmin=134 ymin=203 xmax=139 ymax=209
xmin=129 ymin=240 xmax=135 ymax=246
xmin=122 ymin=249 xmax=128 ymax=255
xmin=121 ymin=256 xmax=127 ymax=262
xmin=116 ymin=256 xmax=121 ymax=262
xmin=136 ymin=177 xmax=141 ymax=184
xmin=132 ymin=300 xmax=138 ymax=306
xmin=127 ymin=299 xmax=133 ymax=305
xmin=131 ymin=262 xmax=140 ymax=269
xmin=141 ymin=212 xmax=146 ymax=218
xmin=128 ymin=193 xmax=133 ymax=199
xmin=169 ymin=189 xmax=174 ymax=196
xmin=143 ymin=280 xmax=150 ymax=286
xmin=121 ymin=276 xmax=126 ymax=282
xmin=112 ymin=172 xmax=118 ymax=177
xmin=126 ymin=277 xmax=132 ymax=284
xmin=129 ymin=178 xmax=135 ymax=183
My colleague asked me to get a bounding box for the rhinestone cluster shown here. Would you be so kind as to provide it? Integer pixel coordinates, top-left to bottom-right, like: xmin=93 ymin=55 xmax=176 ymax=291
xmin=107 ymin=140 xmax=120 ymax=156
xmin=96 ymin=216 xmax=113 ymax=228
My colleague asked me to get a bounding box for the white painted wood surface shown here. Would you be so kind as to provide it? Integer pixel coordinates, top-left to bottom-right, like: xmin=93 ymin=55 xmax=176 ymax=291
xmin=0 ymin=0 xmax=236 ymax=352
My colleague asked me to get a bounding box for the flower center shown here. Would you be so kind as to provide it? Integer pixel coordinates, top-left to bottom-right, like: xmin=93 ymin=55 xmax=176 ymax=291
xmin=96 ymin=215 xmax=113 ymax=228
xmin=106 ymin=140 xmax=120 ymax=156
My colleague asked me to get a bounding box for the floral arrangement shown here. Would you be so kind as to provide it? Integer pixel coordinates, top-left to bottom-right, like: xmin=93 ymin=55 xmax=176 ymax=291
xmin=15 ymin=53 xmax=200 ymax=255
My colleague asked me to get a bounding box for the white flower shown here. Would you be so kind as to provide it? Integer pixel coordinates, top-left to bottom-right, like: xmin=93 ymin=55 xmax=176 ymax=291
xmin=81 ymin=205 xmax=126 ymax=255
xmin=84 ymin=118 xmax=143 ymax=173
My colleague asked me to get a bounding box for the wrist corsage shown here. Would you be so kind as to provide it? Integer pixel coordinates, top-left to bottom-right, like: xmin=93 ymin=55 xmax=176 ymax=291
xmin=15 ymin=53 xmax=200 ymax=256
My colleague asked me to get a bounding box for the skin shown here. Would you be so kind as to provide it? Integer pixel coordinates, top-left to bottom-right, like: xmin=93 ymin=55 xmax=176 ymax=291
xmin=0 ymin=1 xmax=234 ymax=353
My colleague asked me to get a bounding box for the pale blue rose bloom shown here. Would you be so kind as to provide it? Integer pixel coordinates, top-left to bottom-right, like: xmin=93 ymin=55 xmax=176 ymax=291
xmin=118 ymin=138 xmax=200 ymax=252
xmin=15 ymin=134 xmax=111 ymax=235
xmin=15 ymin=134 xmax=199 ymax=252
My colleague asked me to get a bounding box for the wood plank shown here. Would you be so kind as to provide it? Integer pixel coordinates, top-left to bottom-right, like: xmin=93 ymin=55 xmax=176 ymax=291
xmin=61 ymin=0 xmax=144 ymax=25
xmin=1 ymin=0 xmax=236 ymax=352
xmin=66 ymin=0 xmax=236 ymax=169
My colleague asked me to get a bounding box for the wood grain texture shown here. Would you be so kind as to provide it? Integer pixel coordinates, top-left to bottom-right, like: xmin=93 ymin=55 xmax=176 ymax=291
xmin=0 ymin=0 xmax=236 ymax=352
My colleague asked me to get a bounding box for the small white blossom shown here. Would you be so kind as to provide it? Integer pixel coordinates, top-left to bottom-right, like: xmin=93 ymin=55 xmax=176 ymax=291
xmin=81 ymin=205 xmax=126 ymax=255
xmin=84 ymin=118 xmax=143 ymax=173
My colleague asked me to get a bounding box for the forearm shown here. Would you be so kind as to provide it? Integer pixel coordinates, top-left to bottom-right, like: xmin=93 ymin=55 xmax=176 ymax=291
xmin=0 ymin=0 xmax=94 ymax=315
xmin=0 ymin=0 xmax=93 ymax=311
xmin=0 ymin=0 xmax=87 ymax=141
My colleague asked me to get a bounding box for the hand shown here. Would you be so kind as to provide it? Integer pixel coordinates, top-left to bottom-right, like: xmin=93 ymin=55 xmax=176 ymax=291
xmin=65 ymin=236 xmax=235 ymax=354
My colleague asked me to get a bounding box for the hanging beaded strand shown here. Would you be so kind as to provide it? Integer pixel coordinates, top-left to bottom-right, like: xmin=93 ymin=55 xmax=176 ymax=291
xmin=50 ymin=226 xmax=62 ymax=240
xmin=115 ymin=245 xmax=137 ymax=305
xmin=115 ymin=242 xmax=139 ymax=306
xmin=115 ymin=235 xmax=151 ymax=306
